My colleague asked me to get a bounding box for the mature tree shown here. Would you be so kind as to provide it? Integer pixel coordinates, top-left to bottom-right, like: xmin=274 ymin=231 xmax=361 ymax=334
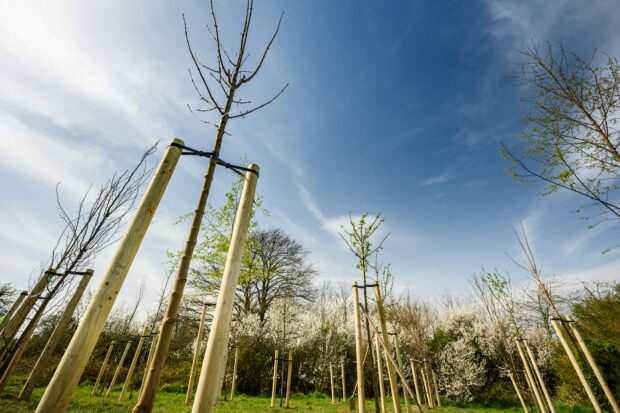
xmin=503 ymin=44 xmax=620 ymax=237
xmin=251 ymin=228 xmax=316 ymax=322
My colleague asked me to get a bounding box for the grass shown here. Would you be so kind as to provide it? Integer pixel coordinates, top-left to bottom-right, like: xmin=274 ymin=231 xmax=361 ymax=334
xmin=0 ymin=378 xmax=595 ymax=412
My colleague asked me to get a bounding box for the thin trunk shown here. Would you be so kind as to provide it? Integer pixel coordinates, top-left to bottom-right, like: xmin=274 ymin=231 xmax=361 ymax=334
xmin=134 ymin=85 xmax=236 ymax=413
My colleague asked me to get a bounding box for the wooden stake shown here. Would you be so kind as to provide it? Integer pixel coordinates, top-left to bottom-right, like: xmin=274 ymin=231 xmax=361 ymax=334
xmin=139 ymin=333 xmax=159 ymax=399
xmin=508 ymin=370 xmax=530 ymax=413
xmin=285 ymin=351 xmax=293 ymax=408
xmin=422 ymin=359 xmax=435 ymax=409
xmin=0 ymin=291 xmax=27 ymax=333
xmin=19 ymin=270 xmax=93 ymax=400
xmin=567 ymin=322 xmax=619 ymax=413
xmin=92 ymin=342 xmax=116 ymax=396
xmin=515 ymin=339 xmax=547 ymax=413
xmin=0 ymin=269 xmax=54 ymax=352
xmin=393 ymin=333 xmax=412 ymax=413
xmin=186 ymin=303 xmax=209 ymax=404
xmin=410 ymin=360 xmax=422 ymax=407
xmin=230 ymin=346 xmax=239 ymax=401
xmin=189 ymin=164 xmax=259 ymax=413
xmin=522 ymin=340 xmax=555 ymax=413
xmin=551 ymin=319 xmax=602 ymax=413
xmin=330 ymin=362 xmax=336 ymax=404
xmin=120 ymin=326 xmax=149 ymax=401
xmin=375 ymin=334 xmax=387 ymax=413
xmin=35 ymin=139 xmax=182 ymax=413
xmin=271 ymin=350 xmax=279 ymax=408
xmin=419 ymin=361 xmax=431 ymax=407
xmin=352 ymin=283 xmax=366 ymax=413
xmin=374 ymin=284 xmax=401 ymax=413
xmin=340 ymin=360 xmax=346 ymax=402
xmin=431 ymin=370 xmax=441 ymax=407
xmin=107 ymin=341 xmax=132 ymax=396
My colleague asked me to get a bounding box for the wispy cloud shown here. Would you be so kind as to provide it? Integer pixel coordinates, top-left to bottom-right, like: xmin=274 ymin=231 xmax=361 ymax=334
xmin=296 ymin=183 xmax=327 ymax=223
xmin=420 ymin=173 xmax=452 ymax=187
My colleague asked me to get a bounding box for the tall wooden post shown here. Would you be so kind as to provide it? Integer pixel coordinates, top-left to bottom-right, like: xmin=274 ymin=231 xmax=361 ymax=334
xmin=35 ymin=139 xmax=182 ymax=413
xmin=120 ymin=326 xmax=149 ymax=401
xmin=340 ymin=360 xmax=346 ymax=402
xmin=567 ymin=322 xmax=619 ymax=413
xmin=419 ymin=361 xmax=431 ymax=407
xmin=410 ymin=360 xmax=422 ymax=407
xmin=393 ymin=334 xmax=412 ymax=413
xmin=515 ymin=339 xmax=547 ymax=413
xmin=329 ymin=362 xmax=336 ymax=404
xmin=107 ymin=341 xmax=132 ymax=396
xmin=423 ymin=359 xmax=435 ymax=409
xmin=92 ymin=342 xmax=116 ymax=396
xmin=0 ymin=270 xmax=54 ymax=352
xmin=284 ymin=351 xmax=293 ymax=408
xmin=186 ymin=303 xmax=209 ymax=404
xmin=230 ymin=346 xmax=239 ymax=401
xmin=522 ymin=340 xmax=554 ymax=413
xmin=0 ymin=291 xmax=27 ymax=333
xmin=508 ymin=370 xmax=530 ymax=413
xmin=352 ymin=283 xmax=366 ymax=413
xmin=375 ymin=335 xmax=387 ymax=413
xmin=550 ymin=319 xmax=602 ymax=413
xmin=190 ymin=165 xmax=259 ymax=413
xmin=139 ymin=332 xmax=159 ymax=398
xmin=271 ymin=350 xmax=279 ymax=408
xmin=374 ymin=285 xmax=401 ymax=413
xmin=19 ymin=270 xmax=93 ymax=400
xmin=431 ymin=370 xmax=441 ymax=407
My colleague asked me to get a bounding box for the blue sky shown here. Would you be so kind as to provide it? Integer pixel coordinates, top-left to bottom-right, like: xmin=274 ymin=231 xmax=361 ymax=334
xmin=1 ymin=0 xmax=619 ymax=311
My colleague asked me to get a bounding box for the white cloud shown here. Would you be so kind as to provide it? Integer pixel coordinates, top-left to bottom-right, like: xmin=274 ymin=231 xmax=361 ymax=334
xmin=0 ymin=112 xmax=108 ymax=198
xmin=296 ymin=182 xmax=327 ymax=223
xmin=420 ymin=173 xmax=452 ymax=187
xmin=483 ymin=0 xmax=620 ymax=57
xmin=556 ymin=259 xmax=620 ymax=285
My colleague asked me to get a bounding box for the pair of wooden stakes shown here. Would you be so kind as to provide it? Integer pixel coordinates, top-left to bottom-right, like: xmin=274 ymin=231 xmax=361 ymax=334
xmin=0 ymin=269 xmax=93 ymax=400
xmin=351 ymin=282 xmax=440 ymax=413
xmin=32 ymin=138 xmax=259 ymax=413
xmin=508 ymin=319 xmax=619 ymax=413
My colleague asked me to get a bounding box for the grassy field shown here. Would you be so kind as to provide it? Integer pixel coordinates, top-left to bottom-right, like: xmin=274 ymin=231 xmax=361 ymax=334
xmin=0 ymin=378 xmax=595 ymax=413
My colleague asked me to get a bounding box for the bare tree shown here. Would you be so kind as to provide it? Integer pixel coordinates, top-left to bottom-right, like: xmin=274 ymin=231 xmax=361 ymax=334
xmin=134 ymin=1 xmax=287 ymax=410
xmin=252 ymin=228 xmax=317 ymax=322
xmin=503 ymin=44 xmax=620 ymax=238
xmin=0 ymin=144 xmax=156 ymax=368
xmin=0 ymin=284 xmax=15 ymax=315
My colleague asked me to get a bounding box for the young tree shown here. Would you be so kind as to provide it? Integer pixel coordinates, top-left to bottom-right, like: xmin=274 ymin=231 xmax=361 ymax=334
xmin=503 ymin=44 xmax=620 ymax=236
xmin=0 ymin=144 xmax=156 ymax=362
xmin=134 ymin=0 xmax=288 ymax=410
xmin=339 ymin=212 xmax=389 ymax=411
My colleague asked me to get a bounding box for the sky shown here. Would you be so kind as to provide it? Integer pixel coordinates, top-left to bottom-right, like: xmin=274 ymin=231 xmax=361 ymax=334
xmin=1 ymin=0 xmax=619 ymax=315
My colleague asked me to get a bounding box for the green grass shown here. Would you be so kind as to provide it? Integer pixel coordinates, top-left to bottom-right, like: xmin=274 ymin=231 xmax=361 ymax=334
xmin=0 ymin=378 xmax=595 ymax=412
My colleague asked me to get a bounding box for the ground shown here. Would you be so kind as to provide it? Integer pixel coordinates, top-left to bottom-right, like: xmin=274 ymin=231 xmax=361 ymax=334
xmin=0 ymin=379 xmax=595 ymax=413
